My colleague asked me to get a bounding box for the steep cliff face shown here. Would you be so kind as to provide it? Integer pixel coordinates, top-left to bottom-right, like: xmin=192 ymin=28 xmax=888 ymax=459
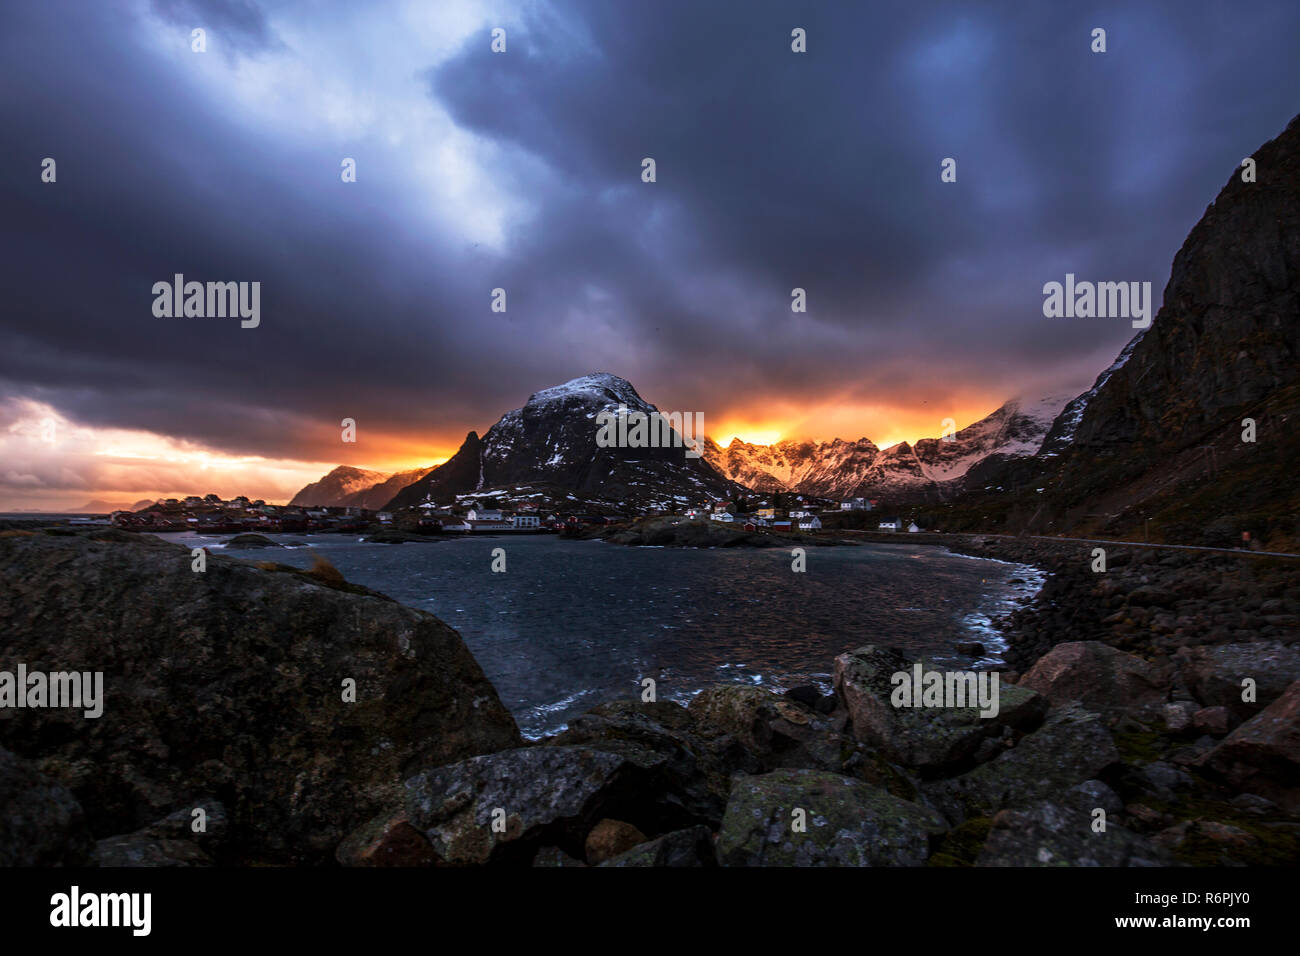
xmin=1072 ymin=118 xmax=1298 ymax=449
xmin=1037 ymin=113 xmax=1300 ymax=541
xmin=0 ymin=530 xmax=521 ymax=864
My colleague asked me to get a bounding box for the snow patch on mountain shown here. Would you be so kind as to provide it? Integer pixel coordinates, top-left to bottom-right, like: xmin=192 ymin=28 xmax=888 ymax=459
xmin=1039 ymin=331 xmax=1146 ymax=456
xmin=704 ymin=394 xmax=1072 ymax=500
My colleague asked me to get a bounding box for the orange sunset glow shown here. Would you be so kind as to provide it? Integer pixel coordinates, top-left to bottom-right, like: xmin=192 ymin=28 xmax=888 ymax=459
xmin=1 ymin=392 xmax=1006 ymax=512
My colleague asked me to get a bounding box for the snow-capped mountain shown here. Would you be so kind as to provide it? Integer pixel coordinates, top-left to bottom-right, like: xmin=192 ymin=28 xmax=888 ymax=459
xmin=384 ymin=373 xmax=746 ymax=511
xmin=704 ymin=395 xmax=1072 ymax=502
xmin=702 ymin=436 xmax=881 ymax=495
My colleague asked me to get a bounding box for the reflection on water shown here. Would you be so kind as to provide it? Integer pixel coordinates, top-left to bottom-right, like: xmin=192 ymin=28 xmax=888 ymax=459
xmin=161 ymin=533 xmax=1042 ymax=738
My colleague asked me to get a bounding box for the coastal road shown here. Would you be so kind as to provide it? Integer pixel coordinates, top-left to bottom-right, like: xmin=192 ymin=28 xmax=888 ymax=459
xmin=844 ymin=529 xmax=1300 ymax=560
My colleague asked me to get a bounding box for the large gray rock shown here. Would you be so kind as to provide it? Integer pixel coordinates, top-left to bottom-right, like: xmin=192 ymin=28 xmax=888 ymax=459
xmin=0 ymin=531 xmax=521 ymax=864
xmin=1176 ymin=642 xmax=1300 ymax=719
xmin=926 ymin=703 xmax=1121 ymax=823
xmin=717 ymin=768 xmax=947 ymax=866
xmin=1199 ymin=680 xmax=1300 ymax=811
xmin=0 ymin=746 xmax=93 ymax=866
xmin=1018 ymin=641 xmax=1170 ymax=726
xmin=403 ymin=746 xmax=635 ymax=865
xmin=546 ymin=699 xmax=731 ymax=826
xmin=687 ymin=684 xmax=848 ymax=773
xmin=976 ymin=781 xmax=1171 ymax=866
xmin=833 ymin=645 xmax=1047 ymax=775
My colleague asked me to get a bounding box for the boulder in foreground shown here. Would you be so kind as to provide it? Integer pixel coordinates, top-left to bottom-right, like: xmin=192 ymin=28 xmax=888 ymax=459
xmin=0 ymin=531 xmax=521 ymax=864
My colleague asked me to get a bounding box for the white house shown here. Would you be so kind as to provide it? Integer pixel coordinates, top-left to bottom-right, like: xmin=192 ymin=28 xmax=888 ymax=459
xmin=376 ymin=512 xmax=393 ymax=524
xmin=798 ymin=516 xmax=822 ymax=530
xmin=684 ymin=508 xmax=709 ymax=519
xmin=467 ymin=507 xmax=503 ymax=521
xmin=841 ymin=497 xmax=871 ymax=511
xmin=466 ymin=519 xmax=511 ymax=532
xmin=789 ymin=509 xmax=812 ymax=519
xmin=511 ymin=515 xmax=541 ymax=529
xmin=907 ymin=521 xmax=920 ymax=533
xmin=712 ymin=511 xmax=735 ymax=523
xmin=878 ymin=519 xmax=900 ymax=531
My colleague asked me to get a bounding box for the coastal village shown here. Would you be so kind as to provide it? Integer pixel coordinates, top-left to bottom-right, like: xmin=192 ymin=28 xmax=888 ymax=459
xmin=106 ymin=492 xmax=927 ymax=537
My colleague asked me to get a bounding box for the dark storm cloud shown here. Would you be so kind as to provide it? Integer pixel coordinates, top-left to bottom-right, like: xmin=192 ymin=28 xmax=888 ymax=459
xmin=150 ymin=0 xmax=284 ymax=55
xmin=431 ymin=0 xmax=1300 ymax=413
xmin=1 ymin=0 xmax=1298 ymax=474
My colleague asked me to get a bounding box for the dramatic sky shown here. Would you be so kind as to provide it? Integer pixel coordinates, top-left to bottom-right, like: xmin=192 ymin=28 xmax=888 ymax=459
xmin=2 ymin=0 xmax=1298 ymax=508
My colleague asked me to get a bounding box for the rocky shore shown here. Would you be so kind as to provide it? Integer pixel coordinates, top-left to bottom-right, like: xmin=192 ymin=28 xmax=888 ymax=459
xmin=939 ymin=535 xmax=1298 ymax=673
xmin=2 ymin=527 xmax=1297 ymax=866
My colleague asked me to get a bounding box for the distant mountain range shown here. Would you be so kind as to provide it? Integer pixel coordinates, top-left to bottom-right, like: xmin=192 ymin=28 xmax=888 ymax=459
xmin=702 ymin=395 xmax=1071 ymax=503
xmin=289 ymin=385 xmax=1071 ymax=511
xmin=68 ymin=498 xmax=154 ymax=514
xmin=287 ymin=114 xmax=1300 ymax=544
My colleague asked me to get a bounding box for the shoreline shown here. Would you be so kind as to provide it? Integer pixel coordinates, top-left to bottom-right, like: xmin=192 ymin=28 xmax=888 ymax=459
xmin=2 ymin=525 xmax=1296 ymax=867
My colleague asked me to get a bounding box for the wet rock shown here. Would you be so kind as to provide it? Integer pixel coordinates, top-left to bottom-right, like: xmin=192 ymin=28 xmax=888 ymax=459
xmin=833 ymin=645 xmax=1047 ymax=776
xmin=0 ymin=746 xmax=93 ymax=866
xmin=0 ymin=532 xmax=520 ymax=864
xmin=403 ymin=746 xmax=638 ymax=865
xmin=976 ymin=781 xmax=1169 ymax=866
xmin=599 ymin=825 xmax=715 ymax=867
xmin=1017 ymin=641 xmax=1169 ymax=726
xmin=1199 ymin=680 xmax=1300 ymax=811
xmin=585 ymin=818 xmax=647 ymax=864
xmin=1176 ymin=642 xmax=1300 ymax=719
xmin=545 ymin=699 xmax=730 ymax=826
xmin=926 ymin=704 xmax=1120 ymax=823
xmin=687 ymin=684 xmax=848 ymax=774
xmin=717 ymin=768 xmax=947 ymax=866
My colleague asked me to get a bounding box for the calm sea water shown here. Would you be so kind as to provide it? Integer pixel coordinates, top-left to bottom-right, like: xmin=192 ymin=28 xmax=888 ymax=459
xmin=154 ymin=532 xmax=1041 ymax=738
